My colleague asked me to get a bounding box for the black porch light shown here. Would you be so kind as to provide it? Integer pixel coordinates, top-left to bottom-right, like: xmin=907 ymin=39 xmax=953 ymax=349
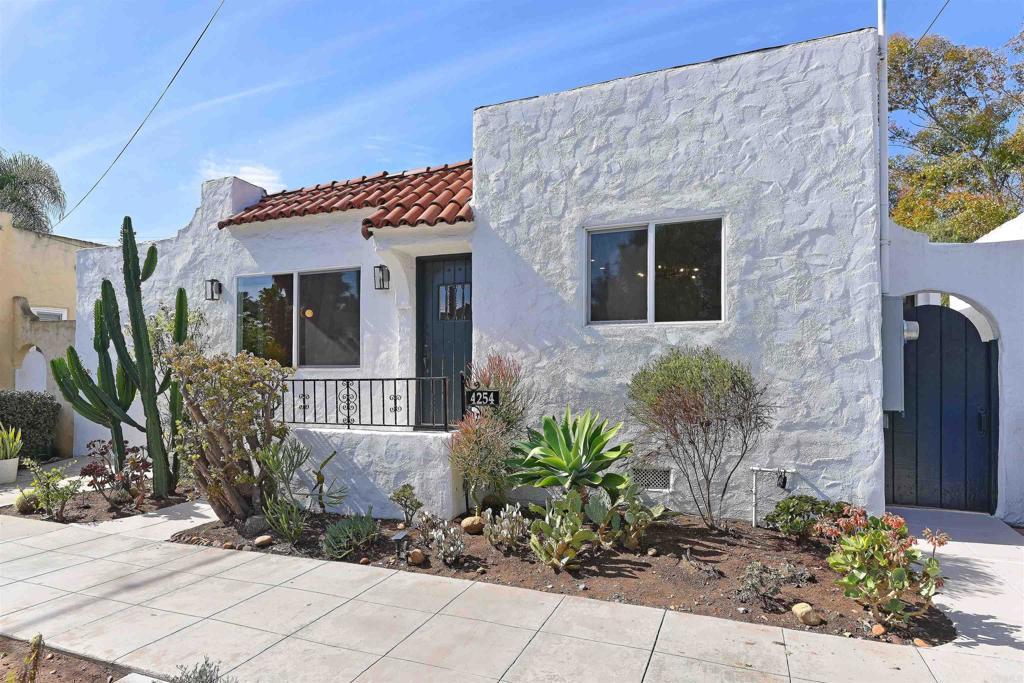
xmin=373 ymin=264 xmax=390 ymax=290
xmin=204 ymin=279 xmax=222 ymax=301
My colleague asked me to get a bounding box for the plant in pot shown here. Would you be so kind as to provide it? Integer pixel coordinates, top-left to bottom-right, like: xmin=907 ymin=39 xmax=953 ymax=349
xmin=0 ymin=423 xmax=23 ymax=484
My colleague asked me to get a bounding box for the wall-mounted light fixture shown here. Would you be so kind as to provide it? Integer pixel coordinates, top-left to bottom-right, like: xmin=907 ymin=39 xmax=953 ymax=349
xmin=204 ymin=279 xmax=223 ymax=301
xmin=373 ymin=265 xmax=390 ymax=290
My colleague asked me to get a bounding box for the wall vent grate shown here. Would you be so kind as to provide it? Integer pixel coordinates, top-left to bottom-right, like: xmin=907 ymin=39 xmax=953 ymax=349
xmin=633 ymin=467 xmax=671 ymax=491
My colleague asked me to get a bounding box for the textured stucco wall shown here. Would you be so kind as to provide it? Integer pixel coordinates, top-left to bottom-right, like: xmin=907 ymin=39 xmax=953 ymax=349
xmin=291 ymin=427 xmax=464 ymax=519
xmin=74 ymin=177 xmax=464 ymax=518
xmin=888 ymin=224 xmax=1024 ymax=524
xmin=471 ymin=29 xmax=884 ymax=518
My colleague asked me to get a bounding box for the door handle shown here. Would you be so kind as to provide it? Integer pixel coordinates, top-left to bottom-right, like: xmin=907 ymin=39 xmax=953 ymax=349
xmin=977 ymin=409 xmax=988 ymax=433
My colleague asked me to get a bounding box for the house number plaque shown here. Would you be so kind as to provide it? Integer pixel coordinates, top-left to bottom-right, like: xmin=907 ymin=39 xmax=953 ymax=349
xmin=465 ymin=389 xmax=500 ymax=407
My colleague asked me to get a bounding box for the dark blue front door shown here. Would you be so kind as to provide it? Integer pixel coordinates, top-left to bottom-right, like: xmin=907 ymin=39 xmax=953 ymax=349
xmin=416 ymin=254 xmax=472 ymax=427
xmin=885 ymin=303 xmax=998 ymax=513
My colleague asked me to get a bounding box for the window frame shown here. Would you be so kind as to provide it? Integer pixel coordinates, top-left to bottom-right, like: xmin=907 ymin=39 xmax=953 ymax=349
xmin=30 ymin=306 xmax=68 ymax=321
xmin=234 ymin=266 xmax=362 ymax=369
xmin=584 ymin=214 xmax=726 ymax=326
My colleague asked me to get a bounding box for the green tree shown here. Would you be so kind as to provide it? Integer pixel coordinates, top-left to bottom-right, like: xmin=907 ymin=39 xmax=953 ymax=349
xmin=0 ymin=150 xmax=66 ymax=233
xmin=888 ymin=31 xmax=1024 ymax=242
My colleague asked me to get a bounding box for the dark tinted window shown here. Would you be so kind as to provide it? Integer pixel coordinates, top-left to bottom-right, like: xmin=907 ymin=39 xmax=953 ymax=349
xmin=654 ymin=220 xmax=722 ymax=322
xmin=299 ymin=269 xmax=360 ymax=366
xmin=589 ymin=228 xmax=648 ymax=322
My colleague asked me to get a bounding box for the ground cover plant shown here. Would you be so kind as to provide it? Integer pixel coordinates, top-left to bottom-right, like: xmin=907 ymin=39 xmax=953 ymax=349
xmin=1 ymin=635 xmax=129 ymax=683
xmin=24 ymin=462 xmax=81 ymax=522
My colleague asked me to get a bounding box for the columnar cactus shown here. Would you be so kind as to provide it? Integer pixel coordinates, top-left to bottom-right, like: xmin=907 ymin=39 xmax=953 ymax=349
xmin=52 ymin=216 xmax=187 ymax=497
xmin=51 ymin=300 xmax=139 ymax=470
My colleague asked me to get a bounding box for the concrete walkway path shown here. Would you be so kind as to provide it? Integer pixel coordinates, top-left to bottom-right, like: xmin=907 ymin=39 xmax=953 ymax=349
xmin=2 ymin=511 xmax=1021 ymax=682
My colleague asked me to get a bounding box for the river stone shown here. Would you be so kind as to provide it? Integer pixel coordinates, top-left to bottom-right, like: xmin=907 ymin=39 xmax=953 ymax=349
xmin=791 ymin=602 xmax=822 ymax=626
xmin=408 ymin=548 xmax=426 ymax=565
xmin=461 ymin=516 xmax=485 ymax=534
xmin=253 ymin=535 xmax=273 ymax=548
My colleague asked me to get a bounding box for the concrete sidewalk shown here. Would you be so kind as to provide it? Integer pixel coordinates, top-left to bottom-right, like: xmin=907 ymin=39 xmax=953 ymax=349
xmin=2 ymin=511 xmax=1021 ymax=682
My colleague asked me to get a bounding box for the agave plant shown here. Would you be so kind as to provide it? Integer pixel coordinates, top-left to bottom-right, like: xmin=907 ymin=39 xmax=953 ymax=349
xmin=508 ymin=407 xmax=632 ymax=499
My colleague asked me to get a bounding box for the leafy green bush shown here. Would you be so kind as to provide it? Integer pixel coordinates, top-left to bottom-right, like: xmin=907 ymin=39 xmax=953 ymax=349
xmin=0 ymin=390 xmax=60 ymax=461
xmin=764 ymin=495 xmax=847 ymax=540
xmin=389 ymin=484 xmax=423 ymax=526
xmin=509 ymin=407 xmax=632 ymax=500
xmin=627 ymin=347 xmax=774 ymax=530
xmin=323 ymin=509 xmax=380 ymax=560
xmin=27 ymin=461 xmax=82 ymax=521
xmin=528 ymin=491 xmax=597 ymax=572
xmin=826 ymin=509 xmax=949 ymax=625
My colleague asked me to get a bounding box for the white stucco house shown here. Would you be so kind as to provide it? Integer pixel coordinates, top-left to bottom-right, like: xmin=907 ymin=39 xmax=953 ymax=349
xmin=72 ymin=28 xmax=1024 ymax=524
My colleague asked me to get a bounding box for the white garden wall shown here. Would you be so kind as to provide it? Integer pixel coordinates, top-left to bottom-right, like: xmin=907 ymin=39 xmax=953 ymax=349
xmin=471 ymin=29 xmax=885 ymax=518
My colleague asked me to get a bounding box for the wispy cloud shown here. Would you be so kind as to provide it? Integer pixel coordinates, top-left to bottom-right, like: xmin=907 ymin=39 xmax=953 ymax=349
xmin=198 ymin=157 xmax=285 ymax=192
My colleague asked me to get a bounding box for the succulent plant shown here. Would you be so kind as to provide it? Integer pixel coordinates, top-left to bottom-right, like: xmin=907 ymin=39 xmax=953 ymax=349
xmin=528 ymin=491 xmax=597 ymax=572
xmin=431 ymin=522 xmax=466 ymax=566
xmin=482 ymin=503 xmax=528 ymax=552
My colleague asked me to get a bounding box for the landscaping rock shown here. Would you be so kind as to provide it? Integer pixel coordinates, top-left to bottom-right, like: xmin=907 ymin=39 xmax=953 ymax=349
xmin=871 ymin=624 xmax=887 ymax=637
xmin=476 ymin=567 xmax=486 ymax=574
xmin=791 ymin=603 xmax=822 ymax=626
xmin=242 ymin=515 xmax=270 ymax=537
xmin=222 ymin=542 xmax=235 ymax=550
xmin=460 ymin=516 xmax=485 ymax=534
xmin=913 ymin=638 xmax=931 ymax=648
xmin=359 ymin=557 xmax=371 ymax=565
xmin=647 ymin=547 xmax=658 ymax=557
xmin=253 ymin=535 xmax=273 ymax=548
xmin=408 ymin=548 xmax=426 ymax=565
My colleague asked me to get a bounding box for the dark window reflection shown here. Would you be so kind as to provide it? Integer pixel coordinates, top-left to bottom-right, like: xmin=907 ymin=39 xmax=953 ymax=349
xmin=237 ymin=274 xmax=294 ymax=366
xmin=299 ymin=270 xmax=360 ymax=366
xmin=439 ymin=283 xmax=472 ymax=321
xmin=589 ymin=228 xmax=648 ymax=322
xmin=654 ymin=220 xmax=722 ymax=321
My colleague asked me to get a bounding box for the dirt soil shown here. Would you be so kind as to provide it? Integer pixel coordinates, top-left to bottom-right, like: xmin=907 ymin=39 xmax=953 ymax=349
xmin=0 ymin=636 xmax=128 ymax=683
xmin=0 ymin=486 xmax=198 ymax=525
xmin=172 ymin=511 xmax=956 ymax=647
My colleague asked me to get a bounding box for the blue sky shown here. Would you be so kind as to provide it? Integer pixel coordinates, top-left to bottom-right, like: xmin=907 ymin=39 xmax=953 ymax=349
xmin=1 ymin=0 xmax=1020 ymax=243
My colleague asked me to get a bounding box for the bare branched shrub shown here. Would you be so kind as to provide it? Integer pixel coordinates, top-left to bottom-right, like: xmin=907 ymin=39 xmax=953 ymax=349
xmin=448 ymin=412 xmax=512 ymax=514
xmin=628 ymin=346 xmax=774 ymax=530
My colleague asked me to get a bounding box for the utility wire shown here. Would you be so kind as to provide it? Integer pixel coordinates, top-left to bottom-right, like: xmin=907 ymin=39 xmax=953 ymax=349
xmin=916 ymin=0 xmax=953 ymax=44
xmin=55 ymin=0 xmax=226 ymax=228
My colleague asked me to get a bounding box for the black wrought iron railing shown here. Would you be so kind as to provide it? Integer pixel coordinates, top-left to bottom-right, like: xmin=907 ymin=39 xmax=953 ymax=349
xmin=278 ymin=377 xmax=451 ymax=430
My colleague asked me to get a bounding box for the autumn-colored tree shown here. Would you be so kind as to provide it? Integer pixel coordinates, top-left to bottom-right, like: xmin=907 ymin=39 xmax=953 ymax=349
xmin=888 ymin=31 xmax=1023 ymax=242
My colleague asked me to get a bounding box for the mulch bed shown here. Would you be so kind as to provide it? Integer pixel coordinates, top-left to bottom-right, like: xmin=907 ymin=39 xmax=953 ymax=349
xmin=0 ymin=636 xmax=128 ymax=683
xmin=0 ymin=486 xmax=198 ymax=525
xmin=172 ymin=511 xmax=956 ymax=647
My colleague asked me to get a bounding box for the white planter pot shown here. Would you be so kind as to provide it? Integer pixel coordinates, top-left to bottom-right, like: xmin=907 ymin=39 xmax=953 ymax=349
xmin=0 ymin=458 xmax=19 ymax=484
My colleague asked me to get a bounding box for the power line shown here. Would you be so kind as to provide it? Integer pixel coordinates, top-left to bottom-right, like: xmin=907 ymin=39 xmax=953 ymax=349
xmin=916 ymin=0 xmax=953 ymax=45
xmin=55 ymin=0 xmax=226 ymax=228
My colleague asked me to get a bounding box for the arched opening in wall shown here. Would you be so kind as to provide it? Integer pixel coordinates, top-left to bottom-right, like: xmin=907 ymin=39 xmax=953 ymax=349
xmin=885 ymin=293 xmax=999 ymax=513
xmin=14 ymin=345 xmax=47 ymax=393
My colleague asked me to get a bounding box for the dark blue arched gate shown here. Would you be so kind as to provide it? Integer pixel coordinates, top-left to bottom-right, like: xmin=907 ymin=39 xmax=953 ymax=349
xmin=885 ymin=303 xmax=998 ymax=513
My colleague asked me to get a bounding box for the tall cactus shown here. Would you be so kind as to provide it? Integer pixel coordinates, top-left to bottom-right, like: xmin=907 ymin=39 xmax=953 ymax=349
xmin=51 ymin=300 xmax=139 ymax=469
xmin=54 ymin=216 xmax=187 ymax=497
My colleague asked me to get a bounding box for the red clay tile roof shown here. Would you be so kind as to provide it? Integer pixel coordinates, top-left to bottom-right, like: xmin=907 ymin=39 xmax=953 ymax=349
xmin=217 ymin=161 xmax=473 ymax=239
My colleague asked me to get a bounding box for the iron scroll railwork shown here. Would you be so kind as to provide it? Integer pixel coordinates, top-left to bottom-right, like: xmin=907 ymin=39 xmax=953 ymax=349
xmin=278 ymin=377 xmax=449 ymax=430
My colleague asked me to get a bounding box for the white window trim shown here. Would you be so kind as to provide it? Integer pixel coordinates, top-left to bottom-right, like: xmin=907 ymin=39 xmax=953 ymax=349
xmin=234 ymin=266 xmax=362 ymax=370
xmin=31 ymin=306 xmax=68 ymax=321
xmin=584 ymin=214 xmax=727 ymax=326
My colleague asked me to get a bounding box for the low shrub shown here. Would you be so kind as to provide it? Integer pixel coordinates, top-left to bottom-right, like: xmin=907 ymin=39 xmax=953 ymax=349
xmin=323 ymin=509 xmax=380 ymax=560
xmin=79 ymin=439 xmax=150 ymax=509
xmin=528 ymin=491 xmax=597 ymax=572
xmin=737 ymin=561 xmax=786 ymax=610
xmin=824 ymin=508 xmax=949 ymax=625
xmin=263 ymin=496 xmax=306 ymax=546
xmin=0 ymin=390 xmax=60 ymax=461
xmin=483 ymin=503 xmax=528 ymax=552
xmin=27 ymin=461 xmax=82 ymax=522
xmin=171 ymin=656 xmax=238 ymax=683
xmin=389 ymin=484 xmax=423 ymax=526
xmin=14 ymin=489 xmax=38 ymax=514
xmin=431 ymin=522 xmax=466 ymax=566
xmin=449 ymin=412 xmax=512 ymax=515
xmin=764 ymin=495 xmax=847 ymax=540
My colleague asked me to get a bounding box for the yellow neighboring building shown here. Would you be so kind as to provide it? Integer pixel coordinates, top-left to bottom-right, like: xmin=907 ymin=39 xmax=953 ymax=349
xmin=0 ymin=211 xmax=99 ymax=457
